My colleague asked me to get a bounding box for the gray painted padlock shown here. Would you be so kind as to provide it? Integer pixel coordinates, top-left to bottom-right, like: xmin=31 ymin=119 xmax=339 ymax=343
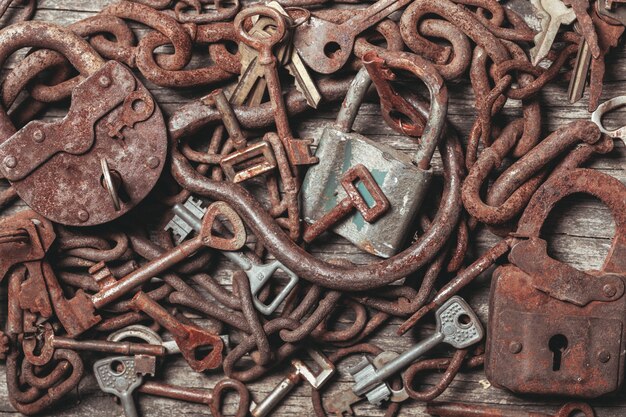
xmin=301 ymin=55 xmax=447 ymax=258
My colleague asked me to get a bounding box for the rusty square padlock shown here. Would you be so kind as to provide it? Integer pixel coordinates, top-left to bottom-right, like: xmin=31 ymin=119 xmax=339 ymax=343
xmin=485 ymin=168 xmax=626 ymax=398
xmin=301 ymin=51 xmax=447 ymax=258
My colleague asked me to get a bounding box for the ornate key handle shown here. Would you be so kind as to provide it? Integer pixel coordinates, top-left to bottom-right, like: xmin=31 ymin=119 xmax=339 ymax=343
xmin=233 ymin=6 xmax=288 ymax=61
xmin=0 ymin=21 xmax=167 ymax=226
xmin=591 ymin=95 xmax=626 ymax=142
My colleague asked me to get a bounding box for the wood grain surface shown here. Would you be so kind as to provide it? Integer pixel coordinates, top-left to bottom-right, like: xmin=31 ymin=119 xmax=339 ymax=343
xmin=0 ymin=0 xmax=625 ymax=416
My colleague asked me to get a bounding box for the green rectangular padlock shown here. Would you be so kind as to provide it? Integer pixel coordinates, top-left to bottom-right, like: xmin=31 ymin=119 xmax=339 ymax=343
xmin=302 ymin=53 xmax=447 ymax=258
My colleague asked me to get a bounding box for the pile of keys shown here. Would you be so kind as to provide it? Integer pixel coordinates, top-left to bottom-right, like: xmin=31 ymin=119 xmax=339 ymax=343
xmin=0 ymin=0 xmax=625 ymax=415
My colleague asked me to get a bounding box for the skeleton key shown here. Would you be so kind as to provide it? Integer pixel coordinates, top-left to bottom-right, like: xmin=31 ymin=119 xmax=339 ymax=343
xmin=349 ymin=297 xmax=483 ymax=406
xmin=234 ymin=6 xmax=317 ymax=166
xmin=94 ymin=356 xmax=143 ymax=417
xmin=293 ymin=0 xmax=414 ymax=74
xmin=530 ymin=0 xmax=577 ymax=65
xmin=303 ymin=164 xmax=390 ymax=243
xmin=129 ymin=291 xmax=224 ymax=372
xmin=44 ymin=201 xmax=245 ymax=338
xmin=250 ymin=350 xmax=334 ymax=417
xmin=22 ymin=322 xmax=166 ymax=367
xmin=166 ymin=196 xmax=299 ymax=315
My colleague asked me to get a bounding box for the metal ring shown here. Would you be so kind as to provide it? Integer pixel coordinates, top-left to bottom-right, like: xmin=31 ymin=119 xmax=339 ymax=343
xmin=100 ymin=158 xmax=121 ymax=211
xmin=284 ymin=7 xmax=310 ymax=28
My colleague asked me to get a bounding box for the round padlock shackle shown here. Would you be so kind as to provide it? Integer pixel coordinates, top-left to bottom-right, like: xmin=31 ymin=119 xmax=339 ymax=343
xmin=515 ymin=168 xmax=626 ymax=274
xmin=334 ymin=49 xmax=448 ymax=170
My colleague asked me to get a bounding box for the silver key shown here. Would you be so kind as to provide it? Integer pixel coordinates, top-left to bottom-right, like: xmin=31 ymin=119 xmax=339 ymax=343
xmin=530 ymin=0 xmax=576 ymax=65
xmin=568 ymin=36 xmax=592 ymax=103
xmin=349 ymin=296 xmax=483 ymax=405
xmin=166 ymin=196 xmax=299 ymax=315
xmin=94 ymin=356 xmax=143 ymax=417
xmin=591 ymin=95 xmax=626 ymax=142
xmin=327 ymin=351 xmax=408 ymax=415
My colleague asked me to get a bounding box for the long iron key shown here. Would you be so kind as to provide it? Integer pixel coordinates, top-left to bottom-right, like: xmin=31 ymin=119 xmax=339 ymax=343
xmin=350 ymin=296 xmax=483 ymax=406
xmin=166 ymin=196 xmax=298 ymax=315
xmin=94 ymin=356 xmax=143 ymax=417
xmin=530 ymin=0 xmax=577 ymax=65
xmin=235 ymin=6 xmax=317 ymax=166
xmin=293 ymin=0 xmax=414 ymax=74
xmin=563 ymin=0 xmax=601 ymax=58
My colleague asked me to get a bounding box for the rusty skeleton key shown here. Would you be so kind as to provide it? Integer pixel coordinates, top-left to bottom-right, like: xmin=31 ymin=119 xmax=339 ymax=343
xmin=234 ymin=6 xmax=317 ymax=166
xmin=42 ymin=202 xmax=246 ymax=338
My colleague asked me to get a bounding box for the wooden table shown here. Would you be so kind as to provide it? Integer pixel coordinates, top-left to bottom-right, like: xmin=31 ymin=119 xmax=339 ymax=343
xmin=0 ymin=0 xmax=625 ymax=415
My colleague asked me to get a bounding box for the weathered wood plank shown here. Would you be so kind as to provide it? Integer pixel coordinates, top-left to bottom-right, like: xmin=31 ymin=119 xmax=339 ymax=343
xmin=0 ymin=0 xmax=625 ymax=416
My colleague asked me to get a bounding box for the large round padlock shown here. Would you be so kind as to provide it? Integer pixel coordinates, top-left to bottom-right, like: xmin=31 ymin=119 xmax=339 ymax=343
xmin=485 ymin=168 xmax=626 ymax=398
xmin=0 ymin=22 xmax=167 ymax=226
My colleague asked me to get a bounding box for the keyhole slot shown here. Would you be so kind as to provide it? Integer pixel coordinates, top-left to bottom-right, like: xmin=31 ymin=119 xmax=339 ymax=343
xmin=549 ymin=334 xmax=568 ymax=371
xmin=323 ymin=41 xmax=341 ymax=59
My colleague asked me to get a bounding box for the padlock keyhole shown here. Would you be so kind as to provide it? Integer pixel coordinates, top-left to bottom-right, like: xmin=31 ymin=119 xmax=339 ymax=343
xmin=549 ymin=334 xmax=568 ymax=371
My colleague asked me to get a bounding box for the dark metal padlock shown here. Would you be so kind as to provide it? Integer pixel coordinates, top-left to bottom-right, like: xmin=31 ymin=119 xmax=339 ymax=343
xmin=301 ymin=51 xmax=447 ymax=257
xmin=485 ymin=168 xmax=626 ymax=398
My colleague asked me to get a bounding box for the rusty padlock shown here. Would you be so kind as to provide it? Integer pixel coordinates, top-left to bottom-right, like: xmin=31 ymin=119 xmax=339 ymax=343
xmin=485 ymin=168 xmax=626 ymax=398
xmin=301 ymin=51 xmax=447 ymax=258
xmin=0 ymin=22 xmax=168 ymax=226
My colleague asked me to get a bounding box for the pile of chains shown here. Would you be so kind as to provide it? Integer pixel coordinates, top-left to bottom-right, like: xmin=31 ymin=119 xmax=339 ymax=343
xmin=0 ymin=0 xmax=624 ymax=415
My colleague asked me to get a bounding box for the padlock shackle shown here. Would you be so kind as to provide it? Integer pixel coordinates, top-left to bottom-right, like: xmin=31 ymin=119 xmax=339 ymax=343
xmin=363 ymin=50 xmax=448 ymax=170
xmin=516 ymin=168 xmax=626 ymax=274
xmin=0 ymin=21 xmax=105 ymax=140
xmin=335 ymin=67 xmax=372 ymax=134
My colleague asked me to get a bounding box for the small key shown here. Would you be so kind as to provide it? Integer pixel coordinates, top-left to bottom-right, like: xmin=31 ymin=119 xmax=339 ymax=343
xmin=129 ymin=291 xmax=224 ymax=372
xmin=166 ymin=196 xmax=299 ymax=315
xmin=350 ymin=296 xmax=483 ymax=405
xmin=251 ymin=349 xmax=334 ymax=417
xmin=530 ymin=0 xmax=577 ymax=65
xmin=94 ymin=356 xmax=143 ymax=417
xmin=426 ymin=401 xmax=595 ymax=417
xmin=232 ymin=19 xmax=291 ymax=107
xmin=568 ymin=33 xmax=592 ymax=103
xmin=303 ymin=164 xmax=390 ymax=243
